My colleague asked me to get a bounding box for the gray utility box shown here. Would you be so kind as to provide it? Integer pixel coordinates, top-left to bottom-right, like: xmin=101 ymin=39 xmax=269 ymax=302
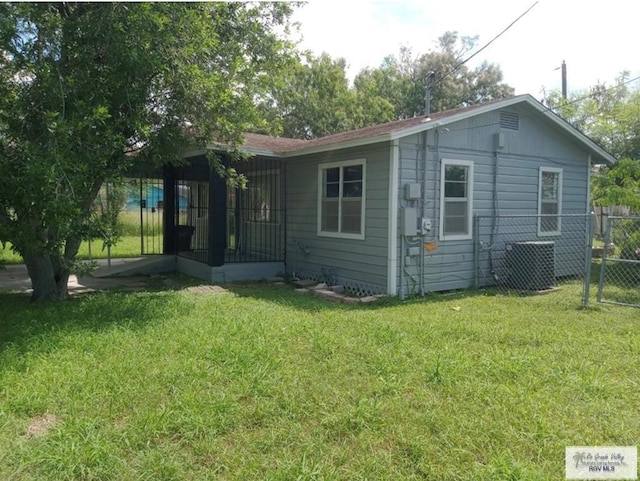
xmin=506 ymin=241 xmax=555 ymax=291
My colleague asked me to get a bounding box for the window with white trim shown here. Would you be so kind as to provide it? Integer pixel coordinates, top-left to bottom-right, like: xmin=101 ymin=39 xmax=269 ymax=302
xmin=538 ymin=167 xmax=563 ymax=236
xmin=318 ymin=159 xmax=366 ymax=239
xmin=439 ymin=159 xmax=474 ymax=240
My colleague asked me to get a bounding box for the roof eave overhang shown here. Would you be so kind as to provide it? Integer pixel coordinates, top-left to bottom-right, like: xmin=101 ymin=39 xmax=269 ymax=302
xmin=277 ymin=134 xmax=393 ymax=158
xmin=193 ymin=94 xmax=616 ymax=163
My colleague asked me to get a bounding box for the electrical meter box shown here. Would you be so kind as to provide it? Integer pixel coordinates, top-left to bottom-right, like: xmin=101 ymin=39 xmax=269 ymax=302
xmin=401 ymin=207 xmax=418 ymax=236
xmin=404 ymin=183 xmax=421 ymax=200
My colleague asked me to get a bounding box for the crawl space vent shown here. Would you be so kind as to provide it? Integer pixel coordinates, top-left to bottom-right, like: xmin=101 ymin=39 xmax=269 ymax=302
xmin=500 ymin=110 xmax=520 ymax=130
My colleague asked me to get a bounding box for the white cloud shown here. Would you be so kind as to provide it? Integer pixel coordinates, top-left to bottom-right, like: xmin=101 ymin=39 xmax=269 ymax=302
xmin=291 ymin=0 xmax=640 ymax=98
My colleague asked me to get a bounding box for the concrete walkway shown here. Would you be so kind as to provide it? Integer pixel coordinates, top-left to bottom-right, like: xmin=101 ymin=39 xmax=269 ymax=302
xmin=0 ymin=258 xmax=155 ymax=296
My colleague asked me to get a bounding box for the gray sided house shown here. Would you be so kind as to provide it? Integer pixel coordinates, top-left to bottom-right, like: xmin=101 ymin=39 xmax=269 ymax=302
xmin=164 ymin=94 xmax=614 ymax=295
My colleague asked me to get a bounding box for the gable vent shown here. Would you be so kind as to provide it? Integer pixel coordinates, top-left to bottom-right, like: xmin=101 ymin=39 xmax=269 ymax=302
xmin=500 ymin=110 xmax=520 ymax=130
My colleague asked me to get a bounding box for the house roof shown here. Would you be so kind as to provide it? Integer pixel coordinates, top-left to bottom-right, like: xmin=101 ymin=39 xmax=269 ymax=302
xmin=236 ymin=94 xmax=615 ymax=164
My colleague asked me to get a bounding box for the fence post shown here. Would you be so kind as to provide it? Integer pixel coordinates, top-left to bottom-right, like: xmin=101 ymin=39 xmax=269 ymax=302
xmin=596 ymin=216 xmax=612 ymax=302
xmin=582 ymin=213 xmax=595 ymax=306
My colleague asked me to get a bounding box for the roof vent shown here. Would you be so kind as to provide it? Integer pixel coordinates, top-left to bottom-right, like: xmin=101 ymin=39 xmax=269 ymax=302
xmin=500 ymin=111 xmax=520 ymax=130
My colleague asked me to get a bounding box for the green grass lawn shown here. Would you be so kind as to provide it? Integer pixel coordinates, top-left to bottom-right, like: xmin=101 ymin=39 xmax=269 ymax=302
xmin=0 ymin=282 xmax=638 ymax=480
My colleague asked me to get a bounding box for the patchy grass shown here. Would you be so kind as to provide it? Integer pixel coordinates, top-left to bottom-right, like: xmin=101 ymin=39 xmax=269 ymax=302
xmin=0 ymin=283 xmax=638 ymax=480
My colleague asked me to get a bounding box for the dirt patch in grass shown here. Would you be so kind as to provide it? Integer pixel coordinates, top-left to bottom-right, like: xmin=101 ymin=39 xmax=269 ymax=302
xmin=25 ymin=414 xmax=59 ymax=437
xmin=183 ymin=285 xmax=228 ymax=294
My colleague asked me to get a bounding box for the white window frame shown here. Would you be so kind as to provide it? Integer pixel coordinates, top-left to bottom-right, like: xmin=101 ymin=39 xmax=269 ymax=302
xmin=439 ymin=159 xmax=474 ymax=241
xmin=538 ymin=167 xmax=563 ymax=236
xmin=317 ymin=159 xmax=366 ymax=240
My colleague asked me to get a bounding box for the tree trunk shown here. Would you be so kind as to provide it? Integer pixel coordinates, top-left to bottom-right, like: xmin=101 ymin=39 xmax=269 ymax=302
xmin=23 ymin=251 xmax=69 ymax=300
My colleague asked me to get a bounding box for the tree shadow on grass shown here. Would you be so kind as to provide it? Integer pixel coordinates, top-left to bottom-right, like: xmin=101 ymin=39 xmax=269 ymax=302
xmin=0 ymin=290 xmax=187 ymax=366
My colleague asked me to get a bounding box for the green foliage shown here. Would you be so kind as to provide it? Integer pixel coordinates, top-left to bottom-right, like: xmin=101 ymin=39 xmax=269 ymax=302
xmin=0 ymin=2 xmax=294 ymax=298
xmin=592 ymin=159 xmax=640 ymax=210
xmin=610 ymin=218 xmax=640 ymax=260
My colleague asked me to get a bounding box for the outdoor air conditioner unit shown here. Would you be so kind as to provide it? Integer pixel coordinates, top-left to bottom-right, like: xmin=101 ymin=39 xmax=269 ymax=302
xmin=506 ymin=241 xmax=556 ymax=291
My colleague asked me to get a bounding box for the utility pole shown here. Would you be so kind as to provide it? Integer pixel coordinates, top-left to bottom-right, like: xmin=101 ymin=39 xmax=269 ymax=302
xmin=424 ymin=71 xmax=435 ymax=116
xmin=561 ymin=60 xmax=567 ymax=99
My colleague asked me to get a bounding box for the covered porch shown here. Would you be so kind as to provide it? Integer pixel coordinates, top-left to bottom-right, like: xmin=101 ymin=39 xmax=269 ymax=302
xmin=162 ymin=154 xmax=286 ymax=281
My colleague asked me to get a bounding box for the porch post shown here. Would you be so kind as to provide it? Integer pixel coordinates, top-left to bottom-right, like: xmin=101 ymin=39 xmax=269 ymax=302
xmin=208 ymin=164 xmax=227 ymax=266
xmin=163 ymin=165 xmax=177 ymax=254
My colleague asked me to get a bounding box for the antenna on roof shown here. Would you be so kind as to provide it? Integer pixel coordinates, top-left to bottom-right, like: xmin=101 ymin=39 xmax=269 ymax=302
xmin=425 ymin=71 xmax=436 ymax=116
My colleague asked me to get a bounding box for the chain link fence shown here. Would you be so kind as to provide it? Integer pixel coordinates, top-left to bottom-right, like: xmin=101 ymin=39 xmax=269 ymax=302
xmin=474 ymin=214 xmax=594 ymax=306
xmin=596 ymin=216 xmax=640 ymax=307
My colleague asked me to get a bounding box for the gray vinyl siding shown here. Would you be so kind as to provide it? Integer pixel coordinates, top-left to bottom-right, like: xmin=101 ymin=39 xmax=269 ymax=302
xmin=285 ymin=142 xmax=390 ymax=294
xmin=395 ymin=103 xmax=591 ymax=295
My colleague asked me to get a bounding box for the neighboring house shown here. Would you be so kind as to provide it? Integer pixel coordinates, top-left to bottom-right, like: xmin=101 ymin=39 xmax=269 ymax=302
xmin=160 ymin=94 xmax=615 ymax=295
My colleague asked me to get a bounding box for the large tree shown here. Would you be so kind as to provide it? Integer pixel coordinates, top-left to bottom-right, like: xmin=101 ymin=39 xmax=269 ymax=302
xmin=0 ymin=2 xmax=294 ymax=299
xmin=354 ymin=32 xmax=515 ymax=118
xmin=257 ymin=52 xmax=395 ymax=139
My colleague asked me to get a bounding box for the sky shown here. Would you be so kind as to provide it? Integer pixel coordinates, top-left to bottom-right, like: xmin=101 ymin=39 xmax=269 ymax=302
xmin=290 ymin=0 xmax=640 ymax=99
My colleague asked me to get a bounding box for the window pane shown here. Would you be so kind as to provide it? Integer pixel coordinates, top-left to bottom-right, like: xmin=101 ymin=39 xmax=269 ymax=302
xmin=445 ymin=180 xmax=466 ymax=198
xmin=343 ymin=181 xmax=362 ymax=198
xmin=541 ymin=172 xmax=558 ymax=200
xmin=541 ymin=201 xmax=558 ymax=232
xmin=541 ymin=201 xmax=558 ymax=215
xmin=443 ymin=201 xmax=468 ymax=235
xmin=541 ymin=215 xmax=558 ymax=232
xmin=445 ymin=165 xmax=467 ymax=182
xmin=444 ymin=165 xmax=468 ymax=198
xmin=322 ymin=200 xmax=339 ymax=231
xmin=343 ymin=165 xmax=363 ymax=182
xmin=341 ymin=199 xmax=362 ymax=234
xmin=325 ymin=183 xmax=339 ymax=198
xmin=325 ymin=167 xmax=340 ymax=183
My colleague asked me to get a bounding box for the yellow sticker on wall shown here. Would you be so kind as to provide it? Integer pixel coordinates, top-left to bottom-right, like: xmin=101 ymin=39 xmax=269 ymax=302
xmin=424 ymin=243 xmax=438 ymax=252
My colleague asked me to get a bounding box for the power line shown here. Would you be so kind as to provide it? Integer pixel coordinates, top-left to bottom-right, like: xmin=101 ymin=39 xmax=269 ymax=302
xmin=543 ymin=73 xmax=640 ymax=112
xmin=436 ymin=1 xmax=539 ymax=86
